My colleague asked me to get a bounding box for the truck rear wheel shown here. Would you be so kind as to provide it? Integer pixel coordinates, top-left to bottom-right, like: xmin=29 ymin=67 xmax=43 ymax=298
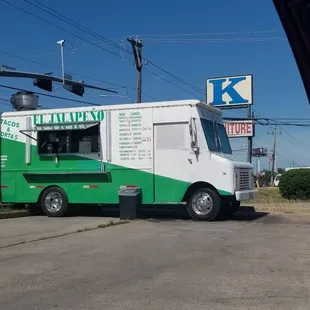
xmin=187 ymin=188 xmax=221 ymax=221
xmin=40 ymin=187 xmax=69 ymax=217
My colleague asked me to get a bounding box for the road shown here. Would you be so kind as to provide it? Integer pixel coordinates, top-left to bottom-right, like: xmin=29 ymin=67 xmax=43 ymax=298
xmin=0 ymin=215 xmax=121 ymax=248
xmin=1 ymin=212 xmax=310 ymax=309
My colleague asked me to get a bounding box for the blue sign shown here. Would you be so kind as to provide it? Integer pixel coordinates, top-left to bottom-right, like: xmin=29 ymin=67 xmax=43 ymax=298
xmin=206 ymin=74 xmax=253 ymax=107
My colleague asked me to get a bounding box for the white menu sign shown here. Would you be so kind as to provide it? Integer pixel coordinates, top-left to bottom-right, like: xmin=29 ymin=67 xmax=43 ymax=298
xmin=113 ymin=109 xmax=153 ymax=169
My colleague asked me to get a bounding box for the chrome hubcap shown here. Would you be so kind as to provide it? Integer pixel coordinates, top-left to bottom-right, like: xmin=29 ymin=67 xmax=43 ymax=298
xmin=45 ymin=192 xmax=63 ymax=213
xmin=192 ymin=192 xmax=213 ymax=216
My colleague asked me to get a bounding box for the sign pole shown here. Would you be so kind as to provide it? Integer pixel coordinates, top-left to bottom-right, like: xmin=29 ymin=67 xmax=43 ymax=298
xmin=247 ymin=105 xmax=253 ymax=163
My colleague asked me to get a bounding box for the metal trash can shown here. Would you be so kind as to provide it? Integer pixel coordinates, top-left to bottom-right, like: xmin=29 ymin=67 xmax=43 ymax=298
xmin=118 ymin=187 xmax=141 ymax=220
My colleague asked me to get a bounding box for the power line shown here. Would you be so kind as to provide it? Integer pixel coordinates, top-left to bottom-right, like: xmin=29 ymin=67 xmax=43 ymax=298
xmin=135 ymin=30 xmax=283 ymax=38
xmin=276 ymin=152 xmax=291 ymax=162
xmin=18 ymin=31 xmax=282 ymax=61
xmin=142 ymin=91 xmax=157 ymax=101
xmin=276 ymin=152 xmax=298 ymax=165
xmin=276 ymin=144 xmax=296 ymax=162
xmin=146 ymin=60 xmax=204 ymax=95
xmin=276 ymin=144 xmax=310 ymax=167
xmin=0 ymin=48 xmax=160 ymax=101
xmin=280 ymin=130 xmax=310 ymax=150
xmin=0 ymin=96 xmax=49 ymax=109
xmin=21 ymin=0 xmax=204 ymax=97
xmin=263 ymin=117 xmax=310 ymax=121
xmin=0 ymin=0 xmax=179 ymax=99
xmin=281 ymin=127 xmax=310 ymax=148
xmin=0 ymin=49 xmax=129 ymax=89
xmin=141 ymin=37 xmax=286 ymax=44
xmin=29 ymin=0 xmax=127 ymax=54
xmin=0 ymin=84 xmax=100 ymax=106
xmin=8 ymin=0 xmax=277 ymax=100
xmin=144 ymin=67 xmax=201 ymax=98
xmin=0 ymin=98 xmax=11 ymax=107
xmin=224 ymin=116 xmax=310 ymax=127
xmin=0 ymin=0 xmax=124 ymax=59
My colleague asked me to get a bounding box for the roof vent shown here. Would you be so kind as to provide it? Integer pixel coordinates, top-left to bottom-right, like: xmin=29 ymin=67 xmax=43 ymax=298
xmin=10 ymin=91 xmax=39 ymax=111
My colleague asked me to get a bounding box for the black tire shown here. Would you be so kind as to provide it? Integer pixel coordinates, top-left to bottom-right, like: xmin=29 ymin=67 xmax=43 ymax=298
xmin=40 ymin=186 xmax=69 ymax=217
xmin=187 ymin=188 xmax=222 ymax=221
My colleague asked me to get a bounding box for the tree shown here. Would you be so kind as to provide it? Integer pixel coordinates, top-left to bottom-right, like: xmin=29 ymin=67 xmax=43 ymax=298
xmin=279 ymin=169 xmax=310 ymax=200
xmin=259 ymin=170 xmax=271 ymax=186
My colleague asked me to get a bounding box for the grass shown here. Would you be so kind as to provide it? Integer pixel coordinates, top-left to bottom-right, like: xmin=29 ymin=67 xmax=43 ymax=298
xmin=256 ymin=187 xmax=285 ymax=203
xmin=243 ymin=187 xmax=310 ymax=205
xmin=0 ymin=204 xmax=29 ymax=220
xmin=0 ymin=204 xmax=25 ymax=214
xmin=241 ymin=187 xmax=284 ymax=205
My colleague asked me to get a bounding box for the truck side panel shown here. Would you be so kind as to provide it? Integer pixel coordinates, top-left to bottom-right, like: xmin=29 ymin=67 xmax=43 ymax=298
xmin=0 ymin=105 xmax=199 ymax=205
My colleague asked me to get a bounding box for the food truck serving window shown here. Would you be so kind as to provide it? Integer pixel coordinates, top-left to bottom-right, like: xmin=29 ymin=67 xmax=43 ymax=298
xmin=37 ymin=123 xmax=100 ymax=155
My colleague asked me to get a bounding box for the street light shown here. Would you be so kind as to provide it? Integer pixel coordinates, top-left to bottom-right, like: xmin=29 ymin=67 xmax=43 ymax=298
xmin=57 ymin=39 xmax=65 ymax=84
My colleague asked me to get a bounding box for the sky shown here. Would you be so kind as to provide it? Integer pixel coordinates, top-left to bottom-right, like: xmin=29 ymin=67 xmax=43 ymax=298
xmin=0 ymin=0 xmax=310 ymax=171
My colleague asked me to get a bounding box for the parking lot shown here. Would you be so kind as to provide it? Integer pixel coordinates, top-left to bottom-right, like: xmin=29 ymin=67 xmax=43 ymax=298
xmin=1 ymin=211 xmax=310 ymax=309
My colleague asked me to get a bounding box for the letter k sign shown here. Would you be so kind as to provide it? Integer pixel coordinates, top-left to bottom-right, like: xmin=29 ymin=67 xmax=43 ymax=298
xmin=208 ymin=76 xmax=250 ymax=106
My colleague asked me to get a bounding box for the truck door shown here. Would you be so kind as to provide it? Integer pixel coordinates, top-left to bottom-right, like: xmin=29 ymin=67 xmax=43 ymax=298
xmin=153 ymin=122 xmax=190 ymax=203
xmin=273 ymin=0 xmax=310 ymax=104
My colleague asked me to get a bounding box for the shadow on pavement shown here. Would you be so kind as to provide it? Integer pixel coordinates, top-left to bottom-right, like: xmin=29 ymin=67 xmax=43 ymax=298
xmin=231 ymin=205 xmax=269 ymax=222
xmin=69 ymin=204 xmax=191 ymax=221
xmin=65 ymin=204 xmax=269 ymax=222
xmin=231 ymin=210 xmax=269 ymax=222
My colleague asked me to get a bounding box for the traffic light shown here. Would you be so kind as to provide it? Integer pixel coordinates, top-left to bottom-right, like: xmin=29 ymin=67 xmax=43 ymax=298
xmin=64 ymin=81 xmax=84 ymax=96
xmin=33 ymin=78 xmax=52 ymax=92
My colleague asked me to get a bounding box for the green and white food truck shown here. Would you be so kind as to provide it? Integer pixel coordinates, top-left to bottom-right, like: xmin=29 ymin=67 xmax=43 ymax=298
xmin=0 ymin=96 xmax=257 ymax=220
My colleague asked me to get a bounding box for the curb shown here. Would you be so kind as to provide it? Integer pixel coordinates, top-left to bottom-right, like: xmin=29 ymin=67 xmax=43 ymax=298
xmin=0 ymin=211 xmax=30 ymax=220
xmin=239 ymin=205 xmax=310 ymax=214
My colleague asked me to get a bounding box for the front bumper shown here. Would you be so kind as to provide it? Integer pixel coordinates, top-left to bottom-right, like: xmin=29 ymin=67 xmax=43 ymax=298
xmin=235 ymin=189 xmax=259 ymax=201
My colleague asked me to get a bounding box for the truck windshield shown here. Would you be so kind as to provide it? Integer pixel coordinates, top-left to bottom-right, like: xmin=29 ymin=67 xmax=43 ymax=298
xmin=201 ymin=118 xmax=232 ymax=154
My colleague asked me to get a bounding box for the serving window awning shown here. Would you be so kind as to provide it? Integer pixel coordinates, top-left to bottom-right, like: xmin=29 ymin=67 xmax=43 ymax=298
xmin=23 ymin=121 xmax=99 ymax=132
xmin=19 ymin=121 xmax=99 ymax=141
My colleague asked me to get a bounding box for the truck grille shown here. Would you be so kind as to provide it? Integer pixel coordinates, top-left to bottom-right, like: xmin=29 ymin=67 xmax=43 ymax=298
xmin=239 ymin=169 xmax=250 ymax=190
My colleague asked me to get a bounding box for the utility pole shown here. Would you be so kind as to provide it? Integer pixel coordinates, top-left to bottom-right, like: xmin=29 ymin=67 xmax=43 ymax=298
xmin=127 ymin=38 xmax=143 ymax=103
xmin=270 ymin=126 xmax=280 ymax=185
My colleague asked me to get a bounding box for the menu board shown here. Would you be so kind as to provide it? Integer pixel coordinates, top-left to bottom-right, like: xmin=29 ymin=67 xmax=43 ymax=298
xmin=113 ymin=109 xmax=153 ymax=168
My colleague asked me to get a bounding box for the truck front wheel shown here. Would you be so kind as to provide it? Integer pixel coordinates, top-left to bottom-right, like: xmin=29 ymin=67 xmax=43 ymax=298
xmin=40 ymin=187 xmax=69 ymax=217
xmin=187 ymin=188 xmax=221 ymax=221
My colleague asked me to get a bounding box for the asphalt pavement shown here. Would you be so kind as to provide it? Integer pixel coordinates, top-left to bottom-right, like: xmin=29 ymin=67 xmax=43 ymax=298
xmin=0 ymin=216 xmax=123 ymax=248
xmin=1 ymin=212 xmax=310 ymax=309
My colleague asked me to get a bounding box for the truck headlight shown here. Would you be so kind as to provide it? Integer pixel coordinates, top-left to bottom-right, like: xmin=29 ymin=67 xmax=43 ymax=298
xmin=234 ymin=171 xmax=238 ymax=189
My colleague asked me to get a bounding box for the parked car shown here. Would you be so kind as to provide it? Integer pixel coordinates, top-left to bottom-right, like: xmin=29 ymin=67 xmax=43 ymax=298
xmin=274 ymin=174 xmax=282 ymax=187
